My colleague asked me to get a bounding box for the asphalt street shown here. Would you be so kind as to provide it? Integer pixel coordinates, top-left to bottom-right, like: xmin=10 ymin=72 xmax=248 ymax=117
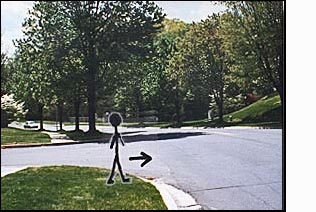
xmin=1 ymin=125 xmax=282 ymax=210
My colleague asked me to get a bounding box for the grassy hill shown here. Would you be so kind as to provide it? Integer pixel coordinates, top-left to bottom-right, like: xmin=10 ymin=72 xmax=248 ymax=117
xmin=224 ymin=93 xmax=282 ymax=124
xmin=180 ymin=93 xmax=282 ymax=128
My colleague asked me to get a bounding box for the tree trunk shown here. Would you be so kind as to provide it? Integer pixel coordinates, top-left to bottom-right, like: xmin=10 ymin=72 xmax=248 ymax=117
xmin=87 ymin=81 xmax=96 ymax=133
xmin=58 ymin=102 xmax=63 ymax=131
xmin=218 ymin=87 xmax=224 ymax=125
xmin=218 ymin=101 xmax=223 ymax=126
xmin=214 ymin=96 xmax=223 ymax=126
xmin=38 ymin=103 xmax=44 ymax=131
xmin=74 ymin=99 xmax=80 ymax=132
xmin=135 ymin=87 xmax=142 ymax=123
xmin=1 ymin=109 xmax=8 ymax=128
xmin=174 ymin=88 xmax=181 ymax=126
xmin=87 ymin=56 xmax=97 ymax=133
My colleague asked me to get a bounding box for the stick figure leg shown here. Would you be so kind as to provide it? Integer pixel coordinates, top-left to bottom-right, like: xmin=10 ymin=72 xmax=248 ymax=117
xmin=116 ymin=155 xmax=131 ymax=183
xmin=107 ymin=156 xmax=117 ymax=185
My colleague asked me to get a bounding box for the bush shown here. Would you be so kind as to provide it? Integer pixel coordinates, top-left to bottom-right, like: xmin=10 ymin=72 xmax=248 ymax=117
xmin=1 ymin=94 xmax=28 ymax=127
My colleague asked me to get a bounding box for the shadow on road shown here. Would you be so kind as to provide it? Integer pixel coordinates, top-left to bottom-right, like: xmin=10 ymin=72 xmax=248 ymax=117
xmin=121 ymin=131 xmax=147 ymax=135
xmin=104 ymin=132 xmax=205 ymax=143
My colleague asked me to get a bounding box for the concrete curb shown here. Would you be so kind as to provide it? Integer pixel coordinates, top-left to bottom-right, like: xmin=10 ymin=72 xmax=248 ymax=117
xmin=1 ymin=140 xmax=103 ymax=149
xmin=1 ymin=166 xmax=29 ymax=177
xmin=1 ymin=139 xmax=105 ymax=149
xmin=139 ymin=177 xmax=202 ymax=210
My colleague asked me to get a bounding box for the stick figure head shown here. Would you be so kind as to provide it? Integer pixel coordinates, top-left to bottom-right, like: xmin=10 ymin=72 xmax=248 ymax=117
xmin=109 ymin=112 xmax=123 ymax=127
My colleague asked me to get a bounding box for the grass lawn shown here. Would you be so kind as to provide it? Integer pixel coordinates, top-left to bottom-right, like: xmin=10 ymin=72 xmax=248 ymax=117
xmin=223 ymin=93 xmax=281 ymax=123
xmin=1 ymin=127 xmax=51 ymax=145
xmin=180 ymin=118 xmax=208 ymax=127
xmin=1 ymin=166 xmax=167 ymax=210
xmin=179 ymin=93 xmax=282 ymax=128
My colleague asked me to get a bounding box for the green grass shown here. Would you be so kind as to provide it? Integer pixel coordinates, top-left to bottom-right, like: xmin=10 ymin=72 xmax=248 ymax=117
xmin=1 ymin=127 xmax=51 ymax=145
xmin=223 ymin=93 xmax=281 ymax=123
xmin=181 ymin=118 xmax=208 ymax=127
xmin=179 ymin=93 xmax=282 ymax=128
xmin=1 ymin=166 xmax=167 ymax=210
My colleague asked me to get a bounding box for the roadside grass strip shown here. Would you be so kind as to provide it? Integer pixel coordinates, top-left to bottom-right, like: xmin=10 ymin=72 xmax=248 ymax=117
xmin=1 ymin=166 xmax=167 ymax=210
xmin=1 ymin=128 xmax=51 ymax=145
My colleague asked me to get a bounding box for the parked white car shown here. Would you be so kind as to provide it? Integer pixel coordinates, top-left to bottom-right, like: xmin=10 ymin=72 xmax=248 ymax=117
xmin=23 ymin=121 xmax=38 ymax=129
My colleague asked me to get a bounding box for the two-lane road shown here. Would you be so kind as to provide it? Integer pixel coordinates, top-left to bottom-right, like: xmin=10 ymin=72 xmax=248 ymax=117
xmin=1 ymin=127 xmax=282 ymax=210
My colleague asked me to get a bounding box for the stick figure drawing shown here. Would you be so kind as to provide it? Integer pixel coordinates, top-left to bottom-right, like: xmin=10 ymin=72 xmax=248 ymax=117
xmin=106 ymin=112 xmax=131 ymax=185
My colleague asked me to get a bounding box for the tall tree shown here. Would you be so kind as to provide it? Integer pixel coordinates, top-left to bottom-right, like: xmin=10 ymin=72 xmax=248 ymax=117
xmin=60 ymin=1 xmax=165 ymax=133
xmin=12 ymin=2 xmax=68 ymax=130
xmin=152 ymin=18 xmax=189 ymax=121
xmin=168 ymin=15 xmax=229 ymax=124
xmin=12 ymin=39 xmax=53 ymax=130
xmin=13 ymin=2 xmax=87 ymax=131
xmin=219 ymin=1 xmax=284 ymax=108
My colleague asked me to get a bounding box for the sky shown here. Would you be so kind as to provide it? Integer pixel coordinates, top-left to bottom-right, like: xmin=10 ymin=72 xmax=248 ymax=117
xmin=1 ymin=1 xmax=226 ymax=56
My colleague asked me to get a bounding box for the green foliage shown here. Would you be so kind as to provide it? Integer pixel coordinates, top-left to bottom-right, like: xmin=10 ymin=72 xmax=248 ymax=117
xmin=61 ymin=1 xmax=165 ymax=132
xmin=13 ymin=2 xmax=85 ymax=105
xmin=151 ymin=19 xmax=189 ymax=121
xmin=7 ymin=1 xmax=283 ymax=126
xmin=1 ymin=94 xmax=28 ymax=125
xmin=224 ymin=93 xmax=281 ymax=123
xmin=220 ymin=1 xmax=284 ymax=99
xmin=111 ymin=18 xmax=189 ymax=121
xmin=167 ymin=14 xmax=229 ymax=122
xmin=11 ymin=1 xmax=165 ymax=131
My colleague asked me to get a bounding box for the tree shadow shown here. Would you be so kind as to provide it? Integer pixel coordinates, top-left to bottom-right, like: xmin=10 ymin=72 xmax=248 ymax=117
xmin=35 ymin=129 xmax=205 ymax=144
xmin=98 ymin=132 xmax=205 ymax=144
xmin=121 ymin=131 xmax=147 ymax=135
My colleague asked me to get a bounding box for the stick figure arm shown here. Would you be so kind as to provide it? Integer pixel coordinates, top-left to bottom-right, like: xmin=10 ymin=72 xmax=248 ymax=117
xmin=110 ymin=136 xmax=115 ymax=149
xmin=119 ymin=135 xmax=125 ymax=146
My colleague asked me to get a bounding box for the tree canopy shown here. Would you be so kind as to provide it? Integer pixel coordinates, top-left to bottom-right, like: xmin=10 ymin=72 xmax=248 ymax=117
xmin=4 ymin=1 xmax=284 ymax=128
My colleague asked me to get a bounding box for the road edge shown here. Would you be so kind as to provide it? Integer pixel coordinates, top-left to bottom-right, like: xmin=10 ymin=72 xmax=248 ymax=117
xmin=138 ymin=177 xmax=203 ymax=210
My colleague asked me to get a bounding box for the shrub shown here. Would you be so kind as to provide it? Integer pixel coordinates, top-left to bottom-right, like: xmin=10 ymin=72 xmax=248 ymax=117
xmin=1 ymin=94 xmax=28 ymax=127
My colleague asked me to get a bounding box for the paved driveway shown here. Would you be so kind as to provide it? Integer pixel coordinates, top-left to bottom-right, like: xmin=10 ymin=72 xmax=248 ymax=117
xmin=1 ymin=127 xmax=282 ymax=210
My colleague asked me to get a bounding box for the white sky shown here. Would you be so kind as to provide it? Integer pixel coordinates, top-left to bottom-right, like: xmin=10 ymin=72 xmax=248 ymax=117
xmin=1 ymin=1 xmax=226 ymax=56
xmin=1 ymin=1 xmax=34 ymax=56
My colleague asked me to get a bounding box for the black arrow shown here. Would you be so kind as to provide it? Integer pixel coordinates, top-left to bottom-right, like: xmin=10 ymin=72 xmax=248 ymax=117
xmin=129 ymin=152 xmax=152 ymax=167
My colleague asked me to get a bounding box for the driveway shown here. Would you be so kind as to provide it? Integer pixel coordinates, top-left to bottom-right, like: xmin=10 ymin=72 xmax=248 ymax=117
xmin=1 ymin=126 xmax=282 ymax=210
